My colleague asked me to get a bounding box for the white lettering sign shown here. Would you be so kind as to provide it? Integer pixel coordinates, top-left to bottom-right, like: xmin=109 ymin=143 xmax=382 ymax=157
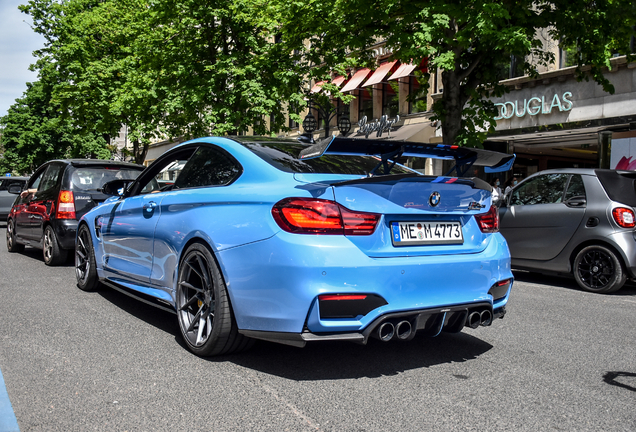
xmin=494 ymin=91 xmax=573 ymax=120
xmin=358 ymin=115 xmax=400 ymax=138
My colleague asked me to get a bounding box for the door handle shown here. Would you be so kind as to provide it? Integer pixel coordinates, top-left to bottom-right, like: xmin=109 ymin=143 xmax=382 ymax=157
xmin=143 ymin=201 xmax=157 ymax=213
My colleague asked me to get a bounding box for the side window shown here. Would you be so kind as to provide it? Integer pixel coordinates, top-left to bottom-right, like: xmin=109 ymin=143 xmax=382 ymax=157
xmin=133 ymin=146 xmax=198 ymax=195
xmin=38 ymin=164 xmax=64 ymax=192
xmin=28 ymin=169 xmax=47 ymax=191
xmin=564 ymin=175 xmax=586 ymax=200
xmin=174 ymin=146 xmax=241 ymax=189
xmin=510 ymin=174 xmax=569 ymax=206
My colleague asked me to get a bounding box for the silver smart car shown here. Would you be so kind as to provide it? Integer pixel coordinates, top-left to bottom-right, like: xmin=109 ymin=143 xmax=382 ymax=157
xmin=499 ymin=168 xmax=636 ymax=293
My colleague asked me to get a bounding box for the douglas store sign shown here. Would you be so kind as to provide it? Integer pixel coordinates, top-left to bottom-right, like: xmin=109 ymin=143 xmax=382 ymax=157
xmin=494 ymin=91 xmax=573 ymax=120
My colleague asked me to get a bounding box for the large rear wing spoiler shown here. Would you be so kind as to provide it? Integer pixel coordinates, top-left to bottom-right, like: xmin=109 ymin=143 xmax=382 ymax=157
xmin=298 ymin=136 xmax=515 ymax=176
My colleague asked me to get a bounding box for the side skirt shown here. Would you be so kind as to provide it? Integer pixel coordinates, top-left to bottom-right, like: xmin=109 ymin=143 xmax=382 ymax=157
xmin=101 ymin=279 xmax=177 ymax=315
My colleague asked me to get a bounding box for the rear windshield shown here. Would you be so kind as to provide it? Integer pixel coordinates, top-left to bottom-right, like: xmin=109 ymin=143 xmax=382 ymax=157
xmin=595 ymin=169 xmax=636 ymax=207
xmin=64 ymin=165 xmax=144 ymax=192
xmin=242 ymin=142 xmax=415 ymax=175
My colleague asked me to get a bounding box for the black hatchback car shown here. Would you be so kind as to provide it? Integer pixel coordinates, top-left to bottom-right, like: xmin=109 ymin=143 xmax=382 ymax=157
xmin=6 ymin=159 xmax=144 ymax=265
xmin=499 ymin=168 xmax=636 ymax=293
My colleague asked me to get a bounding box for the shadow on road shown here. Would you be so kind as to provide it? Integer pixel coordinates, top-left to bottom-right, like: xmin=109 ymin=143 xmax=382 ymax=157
xmin=603 ymin=371 xmax=636 ymax=392
xmin=224 ymin=332 xmax=493 ymax=381
xmin=512 ymin=270 xmax=636 ymax=296
xmin=96 ymin=285 xmax=494 ymax=380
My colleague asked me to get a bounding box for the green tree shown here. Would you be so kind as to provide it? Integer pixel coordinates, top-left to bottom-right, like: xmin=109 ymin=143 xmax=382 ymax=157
xmin=0 ymin=80 xmax=110 ymax=175
xmin=22 ymin=0 xmax=307 ymax=163
xmin=277 ymin=0 xmax=636 ymax=147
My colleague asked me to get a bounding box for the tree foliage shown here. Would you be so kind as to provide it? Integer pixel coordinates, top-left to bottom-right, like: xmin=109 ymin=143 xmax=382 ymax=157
xmin=9 ymin=0 xmax=636 ymax=163
xmin=277 ymin=0 xmax=636 ymax=147
xmin=18 ymin=0 xmax=306 ymax=164
xmin=0 ymin=80 xmax=110 ymax=175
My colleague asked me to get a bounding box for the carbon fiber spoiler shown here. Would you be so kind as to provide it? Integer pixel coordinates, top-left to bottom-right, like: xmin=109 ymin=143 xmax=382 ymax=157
xmin=298 ymin=136 xmax=515 ymax=176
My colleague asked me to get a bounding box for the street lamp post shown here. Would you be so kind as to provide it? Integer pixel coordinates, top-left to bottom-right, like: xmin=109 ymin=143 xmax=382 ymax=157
xmin=301 ymin=96 xmax=352 ymax=140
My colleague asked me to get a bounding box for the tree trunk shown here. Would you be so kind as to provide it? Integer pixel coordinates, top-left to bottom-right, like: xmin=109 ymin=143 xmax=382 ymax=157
xmin=439 ymin=69 xmax=464 ymax=146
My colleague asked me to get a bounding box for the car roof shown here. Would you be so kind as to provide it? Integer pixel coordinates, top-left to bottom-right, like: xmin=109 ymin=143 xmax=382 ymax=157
xmin=1 ymin=176 xmax=29 ymax=181
xmin=41 ymin=159 xmax=144 ymax=168
xmin=533 ymin=168 xmax=599 ymax=176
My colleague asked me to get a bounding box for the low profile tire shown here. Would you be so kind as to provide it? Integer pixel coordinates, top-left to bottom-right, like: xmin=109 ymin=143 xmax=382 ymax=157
xmin=176 ymin=242 xmax=251 ymax=356
xmin=574 ymin=245 xmax=626 ymax=294
xmin=75 ymin=224 xmax=100 ymax=292
xmin=6 ymin=219 xmax=24 ymax=253
xmin=43 ymin=225 xmax=68 ymax=266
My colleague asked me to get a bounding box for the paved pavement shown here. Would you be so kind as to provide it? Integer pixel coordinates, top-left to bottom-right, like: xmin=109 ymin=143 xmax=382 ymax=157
xmin=0 ymin=229 xmax=634 ymax=431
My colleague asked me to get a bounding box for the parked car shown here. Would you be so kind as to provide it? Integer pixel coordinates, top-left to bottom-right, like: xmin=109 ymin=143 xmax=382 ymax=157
xmin=0 ymin=176 xmax=29 ymax=221
xmin=499 ymin=168 xmax=636 ymax=293
xmin=6 ymin=159 xmax=145 ymax=265
xmin=74 ymin=136 xmax=515 ymax=357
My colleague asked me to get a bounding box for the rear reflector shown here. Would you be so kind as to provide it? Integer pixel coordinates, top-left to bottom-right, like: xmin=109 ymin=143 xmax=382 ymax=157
xmin=318 ymin=293 xmax=388 ymax=319
xmin=612 ymin=207 xmax=635 ymax=228
xmin=318 ymin=294 xmax=368 ymax=301
xmin=57 ymin=190 xmax=76 ymax=219
xmin=272 ymin=198 xmax=380 ymax=235
xmin=475 ymin=205 xmax=499 ymax=233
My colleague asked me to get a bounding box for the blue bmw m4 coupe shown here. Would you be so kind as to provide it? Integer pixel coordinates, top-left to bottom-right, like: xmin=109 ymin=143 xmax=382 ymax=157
xmin=75 ymin=136 xmax=515 ymax=356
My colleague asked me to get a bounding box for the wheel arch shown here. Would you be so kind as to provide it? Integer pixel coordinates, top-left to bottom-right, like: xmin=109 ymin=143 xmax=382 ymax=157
xmin=176 ymin=236 xmax=236 ymax=306
xmin=569 ymin=239 xmax=628 ymax=275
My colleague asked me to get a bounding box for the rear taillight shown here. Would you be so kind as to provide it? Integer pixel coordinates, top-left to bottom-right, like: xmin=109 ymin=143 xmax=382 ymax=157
xmin=272 ymin=198 xmax=380 ymax=235
xmin=57 ymin=190 xmax=76 ymax=219
xmin=475 ymin=205 xmax=499 ymax=233
xmin=612 ymin=207 xmax=635 ymax=228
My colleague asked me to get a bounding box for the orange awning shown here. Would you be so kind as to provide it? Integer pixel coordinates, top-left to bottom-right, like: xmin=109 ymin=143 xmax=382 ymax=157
xmin=388 ymin=63 xmax=417 ymax=81
xmin=362 ymin=60 xmax=398 ymax=87
xmin=332 ymin=75 xmax=346 ymax=87
xmin=340 ymin=68 xmax=371 ymax=93
xmin=310 ymin=81 xmax=325 ymax=94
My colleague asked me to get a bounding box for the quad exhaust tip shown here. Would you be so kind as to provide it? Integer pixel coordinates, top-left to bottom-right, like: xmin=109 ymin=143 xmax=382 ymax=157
xmin=378 ymin=320 xmax=412 ymax=341
xmin=468 ymin=310 xmax=492 ymax=329
xmin=378 ymin=322 xmax=395 ymax=341
xmin=395 ymin=320 xmax=412 ymax=340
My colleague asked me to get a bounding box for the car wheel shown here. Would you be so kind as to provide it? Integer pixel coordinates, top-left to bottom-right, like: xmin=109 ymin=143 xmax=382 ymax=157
xmin=574 ymin=245 xmax=626 ymax=293
xmin=43 ymin=225 xmax=68 ymax=266
xmin=75 ymin=224 xmax=100 ymax=291
xmin=6 ymin=219 xmax=24 ymax=253
xmin=176 ymin=242 xmax=251 ymax=356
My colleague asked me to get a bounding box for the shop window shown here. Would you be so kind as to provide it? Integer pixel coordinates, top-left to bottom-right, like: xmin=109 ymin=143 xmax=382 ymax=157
xmin=358 ymin=88 xmax=373 ymax=122
xmin=382 ymin=83 xmax=399 ymax=118
xmin=408 ymin=75 xmax=427 ymax=114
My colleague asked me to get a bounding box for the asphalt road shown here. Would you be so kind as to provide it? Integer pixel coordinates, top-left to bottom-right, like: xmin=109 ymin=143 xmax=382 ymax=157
xmin=0 ymin=229 xmax=634 ymax=431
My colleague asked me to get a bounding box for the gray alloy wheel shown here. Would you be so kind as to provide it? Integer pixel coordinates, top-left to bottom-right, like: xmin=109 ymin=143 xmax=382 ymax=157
xmin=43 ymin=225 xmax=68 ymax=266
xmin=6 ymin=219 xmax=24 ymax=253
xmin=573 ymin=245 xmax=626 ymax=294
xmin=176 ymin=242 xmax=251 ymax=356
xmin=75 ymin=224 xmax=100 ymax=291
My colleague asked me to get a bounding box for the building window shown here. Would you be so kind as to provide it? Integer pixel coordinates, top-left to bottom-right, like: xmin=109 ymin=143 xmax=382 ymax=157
xmin=382 ymin=83 xmax=399 ymax=118
xmin=358 ymin=88 xmax=373 ymax=122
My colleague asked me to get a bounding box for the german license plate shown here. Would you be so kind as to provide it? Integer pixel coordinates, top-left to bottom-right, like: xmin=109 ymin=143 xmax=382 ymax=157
xmin=391 ymin=221 xmax=463 ymax=246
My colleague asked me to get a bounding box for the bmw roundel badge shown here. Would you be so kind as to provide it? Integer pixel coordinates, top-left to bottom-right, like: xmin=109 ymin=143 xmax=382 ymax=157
xmin=429 ymin=191 xmax=441 ymax=207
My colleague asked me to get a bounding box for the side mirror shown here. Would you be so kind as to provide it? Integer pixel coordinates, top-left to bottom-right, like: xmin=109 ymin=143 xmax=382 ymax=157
xmin=565 ymin=195 xmax=587 ymax=208
xmin=7 ymin=185 xmax=23 ymax=195
xmin=102 ymin=179 xmax=133 ymax=197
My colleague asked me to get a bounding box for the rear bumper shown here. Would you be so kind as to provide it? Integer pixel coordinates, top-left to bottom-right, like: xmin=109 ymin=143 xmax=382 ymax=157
xmin=53 ymin=219 xmax=78 ymax=250
xmin=239 ymin=303 xmax=507 ymax=347
xmin=218 ymin=230 xmax=513 ymax=334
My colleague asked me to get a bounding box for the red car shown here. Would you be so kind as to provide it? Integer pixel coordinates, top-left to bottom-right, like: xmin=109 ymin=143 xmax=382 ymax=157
xmin=6 ymin=159 xmax=144 ymax=265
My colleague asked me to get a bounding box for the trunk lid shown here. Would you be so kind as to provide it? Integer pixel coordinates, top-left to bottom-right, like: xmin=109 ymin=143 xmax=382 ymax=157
xmin=330 ymin=174 xmax=495 ymax=257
